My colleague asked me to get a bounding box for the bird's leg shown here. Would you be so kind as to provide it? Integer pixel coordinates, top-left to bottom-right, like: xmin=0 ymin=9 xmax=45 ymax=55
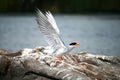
xmin=58 ymin=56 xmax=63 ymax=61
xmin=56 ymin=56 xmax=64 ymax=63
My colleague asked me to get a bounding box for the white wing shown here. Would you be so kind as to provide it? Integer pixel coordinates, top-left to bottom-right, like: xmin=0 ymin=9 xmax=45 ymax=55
xmin=36 ymin=9 xmax=67 ymax=52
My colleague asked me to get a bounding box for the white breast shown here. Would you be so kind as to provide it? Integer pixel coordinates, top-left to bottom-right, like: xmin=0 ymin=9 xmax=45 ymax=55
xmin=54 ymin=48 xmax=68 ymax=57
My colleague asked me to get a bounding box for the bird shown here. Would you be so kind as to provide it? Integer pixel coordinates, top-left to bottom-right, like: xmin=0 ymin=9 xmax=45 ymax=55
xmin=36 ymin=9 xmax=80 ymax=57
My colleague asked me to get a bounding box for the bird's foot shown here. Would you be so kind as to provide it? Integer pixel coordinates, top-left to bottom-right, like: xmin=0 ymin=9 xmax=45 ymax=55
xmin=56 ymin=56 xmax=64 ymax=63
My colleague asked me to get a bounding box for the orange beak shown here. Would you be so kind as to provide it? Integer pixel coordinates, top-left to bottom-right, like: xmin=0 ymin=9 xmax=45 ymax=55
xmin=75 ymin=43 xmax=80 ymax=47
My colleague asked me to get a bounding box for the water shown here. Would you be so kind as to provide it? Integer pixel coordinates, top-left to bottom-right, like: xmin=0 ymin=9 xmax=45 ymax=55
xmin=0 ymin=14 xmax=120 ymax=57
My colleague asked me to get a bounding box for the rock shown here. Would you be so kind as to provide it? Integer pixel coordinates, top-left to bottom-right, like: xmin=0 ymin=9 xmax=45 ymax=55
xmin=0 ymin=47 xmax=120 ymax=80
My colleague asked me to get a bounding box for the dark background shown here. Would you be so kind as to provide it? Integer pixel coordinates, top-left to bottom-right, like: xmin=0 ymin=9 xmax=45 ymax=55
xmin=0 ymin=0 xmax=120 ymax=57
xmin=0 ymin=0 xmax=120 ymax=13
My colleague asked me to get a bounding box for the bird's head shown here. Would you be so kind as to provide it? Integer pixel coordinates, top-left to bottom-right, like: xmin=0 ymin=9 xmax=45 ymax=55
xmin=69 ymin=42 xmax=80 ymax=47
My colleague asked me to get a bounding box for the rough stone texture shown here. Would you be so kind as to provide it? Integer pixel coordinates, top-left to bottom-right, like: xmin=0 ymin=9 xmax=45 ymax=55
xmin=0 ymin=47 xmax=120 ymax=80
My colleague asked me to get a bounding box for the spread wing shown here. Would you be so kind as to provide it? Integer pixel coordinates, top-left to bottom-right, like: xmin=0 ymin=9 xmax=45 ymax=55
xmin=36 ymin=9 xmax=67 ymax=51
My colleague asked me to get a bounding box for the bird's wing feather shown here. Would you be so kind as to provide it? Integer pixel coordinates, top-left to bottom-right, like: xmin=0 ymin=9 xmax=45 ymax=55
xmin=46 ymin=11 xmax=60 ymax=34
xmin=36 ymin=9 xmax=67 ymax=51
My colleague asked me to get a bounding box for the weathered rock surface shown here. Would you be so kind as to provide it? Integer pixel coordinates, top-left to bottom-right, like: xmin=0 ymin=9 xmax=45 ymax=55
xmin=0 ymin=47 xmax=120 ymax=80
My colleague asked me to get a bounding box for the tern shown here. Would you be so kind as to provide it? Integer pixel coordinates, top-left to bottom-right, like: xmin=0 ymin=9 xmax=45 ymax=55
xmin=36 ymin=9 xmax=80 ymax=57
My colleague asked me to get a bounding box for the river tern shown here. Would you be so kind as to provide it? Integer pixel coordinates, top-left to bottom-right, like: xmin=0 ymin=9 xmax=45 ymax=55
xmin=36 ymin=9 xmax=80 ymax=57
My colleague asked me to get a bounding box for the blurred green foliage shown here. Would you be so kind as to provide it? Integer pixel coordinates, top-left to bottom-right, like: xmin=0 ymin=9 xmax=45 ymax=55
xmin=0 ymin=0 xmax=120 ymax=13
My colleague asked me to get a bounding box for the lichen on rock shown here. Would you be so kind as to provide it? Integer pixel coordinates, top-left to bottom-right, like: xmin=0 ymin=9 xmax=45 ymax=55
xmin=0 ymin=46 xmax=120 ymax=80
